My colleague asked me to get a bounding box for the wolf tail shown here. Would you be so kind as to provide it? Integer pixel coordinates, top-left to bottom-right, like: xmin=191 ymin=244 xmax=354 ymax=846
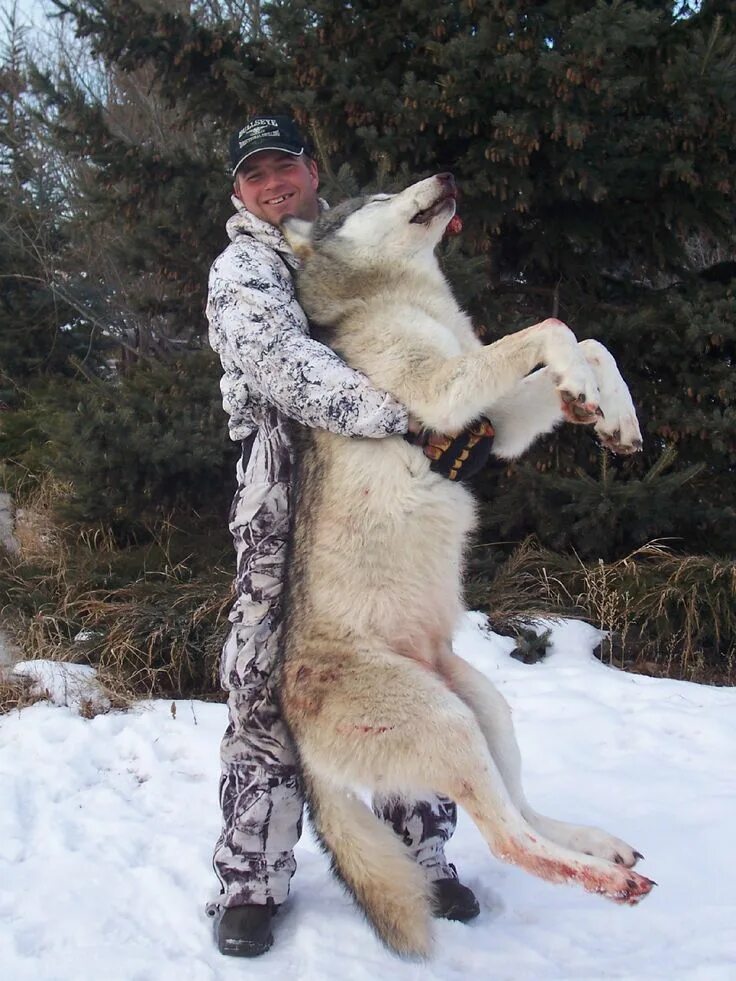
xmin=306 ymin=770 xmax=434 ymax=958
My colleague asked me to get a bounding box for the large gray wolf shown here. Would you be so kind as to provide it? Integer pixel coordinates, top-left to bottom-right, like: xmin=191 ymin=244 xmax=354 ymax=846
xmin=277 ymin=174 xmax=654 ymax=958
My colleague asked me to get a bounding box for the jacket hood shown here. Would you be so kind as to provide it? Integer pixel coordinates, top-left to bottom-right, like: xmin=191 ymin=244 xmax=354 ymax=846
xmin=225 ymin=195 xmax=329 ymax=269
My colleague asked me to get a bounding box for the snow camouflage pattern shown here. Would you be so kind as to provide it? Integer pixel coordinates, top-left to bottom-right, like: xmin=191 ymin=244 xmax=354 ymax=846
xmin=206 ymin=197 xmax=459 ymax=909
xmin=207 ymin=198 xmax=409 ymax=445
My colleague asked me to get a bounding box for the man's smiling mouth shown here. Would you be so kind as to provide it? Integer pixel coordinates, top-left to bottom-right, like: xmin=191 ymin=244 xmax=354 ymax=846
xmin=265 ymin=193 xmax=294 ymax=206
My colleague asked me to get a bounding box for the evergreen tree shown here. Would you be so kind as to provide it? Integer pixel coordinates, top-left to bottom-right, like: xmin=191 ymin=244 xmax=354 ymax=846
xmin=27 ymin=0 xmax=736 ymax=557
xmin=29 ymin=351 xmax=237 ymax=532
xmin=0 ymin=7 xmax=93 ymax=410
xmin=1 ymin=4 xmax=237 ymax=530
xmin=0 ymin=5 xmax=109 ymax=504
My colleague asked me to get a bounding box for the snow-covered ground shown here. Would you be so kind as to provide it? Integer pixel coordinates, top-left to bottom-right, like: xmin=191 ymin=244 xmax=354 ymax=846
xmin=1 ymin=615 xmax=735 ymax=980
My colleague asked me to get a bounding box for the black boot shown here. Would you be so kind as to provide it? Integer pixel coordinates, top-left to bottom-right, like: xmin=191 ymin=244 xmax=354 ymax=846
xmin=214 ymin=900 xmax=278 ymax=957
xmin=431 ymin=869 xmax=480 ymax=923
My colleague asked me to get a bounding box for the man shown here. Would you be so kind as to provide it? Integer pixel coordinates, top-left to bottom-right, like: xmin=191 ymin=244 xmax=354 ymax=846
xmin=206 ymin=115 xmax=492 ymax=957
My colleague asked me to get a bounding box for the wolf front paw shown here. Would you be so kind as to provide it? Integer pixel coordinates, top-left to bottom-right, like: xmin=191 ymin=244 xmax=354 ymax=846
xmin=531 ymin=319 xmax=601 ymax=415
xmin=595 ymin=418 xmax=643 ymax=455
xmin=577 ymin=339 xmax=643 ymax=455
xmin=560 ymin=391 xmax=604 ymax=425
xmin=554 ymin=367 xmax=601 ymax=420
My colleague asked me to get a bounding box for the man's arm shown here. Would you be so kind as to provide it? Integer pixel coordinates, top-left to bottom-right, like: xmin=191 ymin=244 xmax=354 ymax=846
xmin=207 ymin=246 xmax=408 ymax=438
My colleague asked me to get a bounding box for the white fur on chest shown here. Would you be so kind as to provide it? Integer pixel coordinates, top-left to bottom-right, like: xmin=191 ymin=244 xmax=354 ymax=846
xmin=306 ymin=433 xmax=476 ymax=654
xmin=334 ymin=269 xmax=478 ymax=392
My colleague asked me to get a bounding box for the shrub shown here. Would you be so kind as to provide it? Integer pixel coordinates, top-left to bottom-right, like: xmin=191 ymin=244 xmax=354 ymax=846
xmin=2 ymin=350 xmax=238 ymax=541
xmin=0 ymin=485 xmax=234 ymax=699
xmin=482 ymin=540 xmax=736 ymax=683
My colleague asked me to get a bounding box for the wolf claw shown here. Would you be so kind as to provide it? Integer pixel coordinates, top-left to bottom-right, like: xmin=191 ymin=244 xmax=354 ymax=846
xmin=607 ymin=871 xmax=656 ymax=905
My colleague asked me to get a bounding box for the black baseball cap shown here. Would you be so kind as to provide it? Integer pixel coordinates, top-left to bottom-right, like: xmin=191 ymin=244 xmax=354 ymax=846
xmin=229 ymin=115 xmax=312 ymax=177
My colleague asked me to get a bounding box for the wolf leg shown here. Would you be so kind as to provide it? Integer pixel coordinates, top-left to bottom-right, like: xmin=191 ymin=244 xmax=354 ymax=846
xmin=484 ymin=367 xmax=570 ymax=461
xmin=438 ymin=650 xmax=645 ymax=868
xmin=286 ymin=648 xmax=654 ymax=952
xmin=406 ymin=317 xmax=601 ymax=435
xmin=487 ymin=339 xmax=643 ymax=460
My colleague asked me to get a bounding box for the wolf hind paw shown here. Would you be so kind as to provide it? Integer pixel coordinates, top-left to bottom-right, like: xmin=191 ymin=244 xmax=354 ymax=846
xmin=593 ymin=867 xmax=656 ymax=906
xmin=572 ymin=830 xmax=643 ymax=869
xmin=530 ymin=816 xmax=644 ymax=869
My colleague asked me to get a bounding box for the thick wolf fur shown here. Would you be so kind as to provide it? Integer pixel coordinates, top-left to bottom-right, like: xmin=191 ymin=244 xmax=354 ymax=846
xmin=278 ymin=176 xmax=653 ymax=958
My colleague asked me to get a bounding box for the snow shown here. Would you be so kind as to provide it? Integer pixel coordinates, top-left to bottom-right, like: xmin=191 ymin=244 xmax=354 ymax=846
xmin=2 ymin=614 xmax=735 ymax=980
xmin=11 ymin=660 xmax=110 ymax=714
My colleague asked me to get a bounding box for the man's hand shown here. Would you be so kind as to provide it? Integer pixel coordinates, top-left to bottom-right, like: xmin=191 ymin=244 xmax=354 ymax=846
xmin=404 ymin=418 xmax=495 ymax=482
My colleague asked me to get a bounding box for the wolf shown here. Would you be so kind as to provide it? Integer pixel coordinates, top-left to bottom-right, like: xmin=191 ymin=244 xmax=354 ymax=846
xmin=277 ymin=173 xmax=654 ymax=958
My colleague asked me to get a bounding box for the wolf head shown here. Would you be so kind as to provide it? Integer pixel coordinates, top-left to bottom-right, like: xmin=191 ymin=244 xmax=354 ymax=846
xmin=281 ymin=174 xmax=457 ymax=325
xmin=282 ymin=173 xmax=457 ymax=263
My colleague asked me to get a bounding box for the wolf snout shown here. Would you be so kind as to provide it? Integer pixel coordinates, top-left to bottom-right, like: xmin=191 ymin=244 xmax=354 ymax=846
xmin=435 ymin=172 xmax=456 ymax=194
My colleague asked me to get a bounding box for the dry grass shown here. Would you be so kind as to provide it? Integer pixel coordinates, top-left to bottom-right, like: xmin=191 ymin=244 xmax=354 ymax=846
xmin=9 ymin=471 xmax=73 ymax=561
xmin=68 ymin=574 xmax=233 ymax=697
xmin=8 ymin=479 xmax=733 ymax=701
xmin=0 ymin=662 xmax=133 ymax=717
xmin=485 ymin=539 xmax=736 ymax=684
xmin=1 ymin=481 xmax=232 ymax=702
xmin=2 ymin=559 xmax=233 ymax=699
xmin=0 ymin=674 xmax=48 ymax=714
xmin=466 ymin=538 xmax=565 ymax=636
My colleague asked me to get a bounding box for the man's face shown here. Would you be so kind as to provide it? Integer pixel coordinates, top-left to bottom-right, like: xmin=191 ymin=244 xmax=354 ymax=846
xmin=233 ymin=150 xmax=320 ymax=226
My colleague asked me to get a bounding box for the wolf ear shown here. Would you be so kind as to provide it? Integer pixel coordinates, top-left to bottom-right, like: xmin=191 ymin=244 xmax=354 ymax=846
xmin=281 ymin=216 xmax=315 ymax=259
